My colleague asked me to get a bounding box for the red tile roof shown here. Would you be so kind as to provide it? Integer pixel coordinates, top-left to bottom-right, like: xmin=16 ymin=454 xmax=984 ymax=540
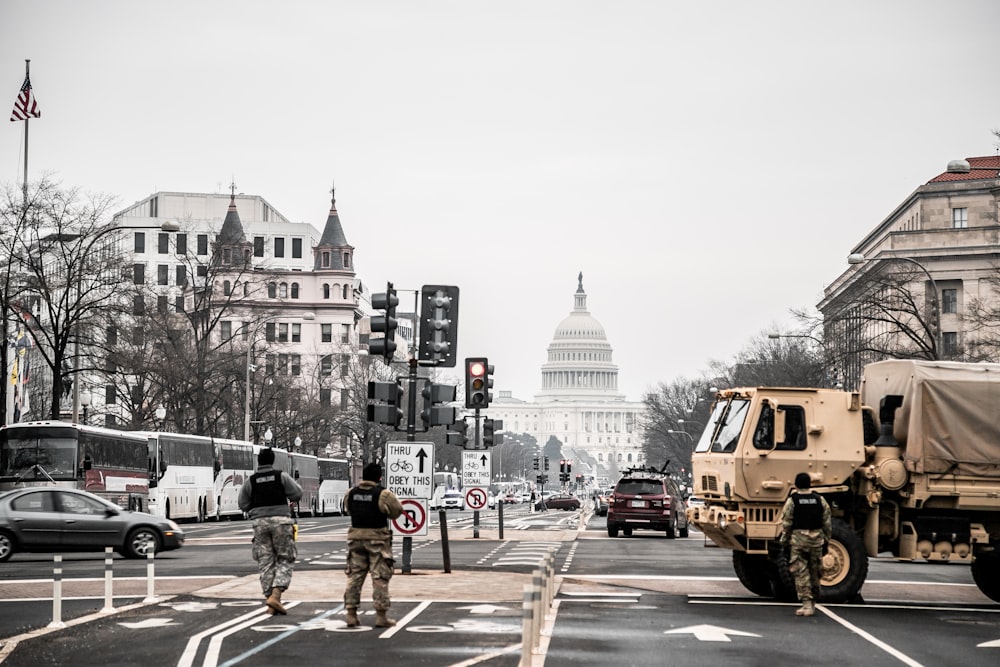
xmin=928 ymin=155 xmax=1000 ymax=183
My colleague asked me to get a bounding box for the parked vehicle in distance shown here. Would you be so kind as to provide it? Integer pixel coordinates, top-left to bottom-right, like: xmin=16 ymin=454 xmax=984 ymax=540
xmin=593 ymin=489 xmax=611 ymax=516
xmin=0 ymin=487 xmax=185 ymax=562
xmin=607 ymin=466 xmax=689 ymax=538
xmin=686 ymin=496 xmax=705 ymax=509
xmin=537 ymin=493 xmax=581 ymax=511
xmin=501 ymin=492 xmax=518 ymax=504
xmin=440 ymin=490 xmax=465 ymax=511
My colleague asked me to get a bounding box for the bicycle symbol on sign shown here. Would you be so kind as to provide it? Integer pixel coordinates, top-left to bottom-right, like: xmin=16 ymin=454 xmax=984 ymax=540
xmin=390 ymin=459 xmax=413 ymax=473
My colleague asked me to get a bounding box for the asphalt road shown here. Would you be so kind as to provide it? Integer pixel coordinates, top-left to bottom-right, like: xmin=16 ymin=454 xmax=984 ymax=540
xmin=1 ymin=505 xmax=998 ymax=666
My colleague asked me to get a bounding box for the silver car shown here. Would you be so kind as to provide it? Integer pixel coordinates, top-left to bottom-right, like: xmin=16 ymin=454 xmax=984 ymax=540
xmin=0 ymin=487 xmax=185 ymax=561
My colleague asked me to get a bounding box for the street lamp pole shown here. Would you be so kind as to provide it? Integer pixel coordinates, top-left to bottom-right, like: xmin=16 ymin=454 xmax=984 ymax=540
xmin=848 ymin=253 xmax=942 ymax=357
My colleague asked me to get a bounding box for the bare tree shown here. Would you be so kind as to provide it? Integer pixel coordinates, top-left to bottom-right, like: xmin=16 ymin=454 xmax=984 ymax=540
xmin=640 ymin=377 xmax=710 ymax=475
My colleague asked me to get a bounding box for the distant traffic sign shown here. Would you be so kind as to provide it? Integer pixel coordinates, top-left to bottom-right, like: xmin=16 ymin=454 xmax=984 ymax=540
xmin=385 ymin=442 xmax=435 ymax=499
xmin=462 ymin=451 xmax=491 ymax=488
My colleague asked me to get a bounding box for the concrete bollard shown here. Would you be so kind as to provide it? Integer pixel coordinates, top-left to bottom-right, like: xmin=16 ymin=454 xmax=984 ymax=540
xmin=48 ymin=555 xmax=66 ymax=629
xmin=100 ymin=546 xmax=115 ymax=613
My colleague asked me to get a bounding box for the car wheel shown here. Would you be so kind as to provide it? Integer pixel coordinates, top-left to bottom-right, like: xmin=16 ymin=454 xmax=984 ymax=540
xmin=0 ymin=530 xmax=16 ymax=562
xmin=607 ymin=523 xmax=619 ymax=538
xmin=679 ymin=522 xmax=689 ymax=538
xmin=124 ymin=527 xmax=161 ymax=559
xmin=665 ymin=518 xmax=676 ymax=539
xmin=622 ymin=527 xmax=633 ymax=537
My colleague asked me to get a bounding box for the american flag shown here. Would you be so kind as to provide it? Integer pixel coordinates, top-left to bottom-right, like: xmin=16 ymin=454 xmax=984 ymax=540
xmin=10 ymin=74 xmax=41 ymax=122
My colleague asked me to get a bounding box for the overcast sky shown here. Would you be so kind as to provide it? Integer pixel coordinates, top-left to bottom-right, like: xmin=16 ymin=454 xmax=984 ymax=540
xmin=3 ymin=1 xmax=999 ymax=402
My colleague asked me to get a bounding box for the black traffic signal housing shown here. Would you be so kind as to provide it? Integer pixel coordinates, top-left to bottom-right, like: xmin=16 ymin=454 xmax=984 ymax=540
xmin=368 ymin=282 xmax=399 ymax=363
xmin=559 ymin=459 xmax=568 ymax=483
xmin=445 ymin=420 xmax=469 ymax=447
xmin=483 ymin=418 xmax=503 ymax=447
xmin=464 ymin=357 xmax=489 ymax=409
xmin=420 ymin=381 xmax=457 ymax=427
xmin=418 ymin=285 xmax=460 ymax=367
xmin=533 ymin=456 xmax=540 ymax=471
xmin=544 ymin=456 xmax=550 ymax=471
xmin=366 ymin=380 xmax=403 ymax=427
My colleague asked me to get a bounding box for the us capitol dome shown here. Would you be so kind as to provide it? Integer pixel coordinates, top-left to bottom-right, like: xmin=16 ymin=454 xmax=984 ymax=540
xmin=536 ymin=272 xmax=625 ymax=401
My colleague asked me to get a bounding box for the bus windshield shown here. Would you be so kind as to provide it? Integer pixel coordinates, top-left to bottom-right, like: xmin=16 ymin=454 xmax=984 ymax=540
xmin=0 ymin=427 xmax=78 ymax=480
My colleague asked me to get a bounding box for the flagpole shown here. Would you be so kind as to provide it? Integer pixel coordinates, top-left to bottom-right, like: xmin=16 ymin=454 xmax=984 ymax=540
xmin=22 ymin=59 xmax=30 ymax=203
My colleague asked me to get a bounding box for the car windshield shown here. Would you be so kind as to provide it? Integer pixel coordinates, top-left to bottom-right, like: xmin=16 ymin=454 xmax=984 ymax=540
xmin=616 ymin=479 xmax=664 ymax=495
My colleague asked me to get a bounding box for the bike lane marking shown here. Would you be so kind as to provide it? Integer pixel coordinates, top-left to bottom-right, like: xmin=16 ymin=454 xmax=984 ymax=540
xmin=377 ymin=599 xmax=432 ymax=638
xmin=177 ymin=605 xmax=279 ymax=667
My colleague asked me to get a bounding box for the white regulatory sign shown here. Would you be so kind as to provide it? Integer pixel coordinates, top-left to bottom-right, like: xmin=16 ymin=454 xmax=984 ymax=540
xmin=384 ymin=442 xmax=435 ymax=500
xmin=462 ymin=451 xmax=491 ymax=488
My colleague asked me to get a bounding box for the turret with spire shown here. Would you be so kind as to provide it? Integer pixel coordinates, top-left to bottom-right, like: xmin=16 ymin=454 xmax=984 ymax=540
xmin=313 ymin=182 xmax=354 ymax=271
xmin=214 ymin=181 xmax=252 ymax=267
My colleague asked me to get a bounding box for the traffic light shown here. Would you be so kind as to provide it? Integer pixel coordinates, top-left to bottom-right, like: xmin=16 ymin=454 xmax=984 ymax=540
xmin=420 ymin=381 xmax=457 ymax=427
xmin=445 ymin=420 xmax=469 ymax=447
xmin=533 ymin=456 xmax=539 ymax=471
xmin=559 ymin=459 xmax=568 ymax=483
xmin=483 ymin=418 xmax=504 ymax=447
xmin=464 ymin=357 xmax=489 ymax=409
xmin=418 ymin=285 xmax=460 ymax=367
xmin=544 ymin=456 xmax=550 ymax=471
xmin=366 ymin=380 xmax=403 ymax=427
xmin=368 ymin=282 xmax=399 ymax=363
xmin=485 ymin=363 xmax=495 ymax=406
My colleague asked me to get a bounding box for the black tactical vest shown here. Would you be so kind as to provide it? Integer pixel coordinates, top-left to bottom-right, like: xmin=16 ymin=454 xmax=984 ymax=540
xmin=791 ymin=491 xmax=824 ymax=530
xmin=249 ymin=470 xmax=287 ymax=508
xmin=348 ymin=485 xmax=388 ymax=529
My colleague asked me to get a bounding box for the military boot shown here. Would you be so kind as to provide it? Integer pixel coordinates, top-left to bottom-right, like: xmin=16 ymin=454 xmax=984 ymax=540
xmin=795 ymin=599 xmax=815 ymax=617
xmin=374 ymin=610 xmax=397 ymax=627
xmin=345 ymin=607 xmax=360 ymax=627
xmin=266 ymin=588 xmax=287 ymax=615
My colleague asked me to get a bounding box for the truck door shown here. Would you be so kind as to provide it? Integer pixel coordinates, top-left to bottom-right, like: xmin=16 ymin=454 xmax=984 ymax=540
xmin=740 ymin=402 xmax=808 ymax=499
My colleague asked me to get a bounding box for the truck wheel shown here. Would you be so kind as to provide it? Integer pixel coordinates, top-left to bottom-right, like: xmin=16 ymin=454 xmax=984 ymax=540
xmin=819 ymin=519 xmax=868 ymax=603
xmin=971 ymin=552 xmax=1000 ymax=603
xmin=733 ymin=552 xmax=775 ymax=597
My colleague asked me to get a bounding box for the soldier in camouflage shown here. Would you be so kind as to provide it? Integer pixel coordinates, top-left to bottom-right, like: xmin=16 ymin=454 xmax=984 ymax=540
xmin=343 ymin=462 xmax=403 ymax=628
xmin=238 ymin=447 xmax=303 ymax=615
xmin=780 ymin=472 xmax=832 ymax=617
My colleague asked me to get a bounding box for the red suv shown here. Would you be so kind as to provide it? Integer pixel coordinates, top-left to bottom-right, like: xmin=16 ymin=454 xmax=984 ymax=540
xmin=607 ymin=468 xmax=689 ymax=538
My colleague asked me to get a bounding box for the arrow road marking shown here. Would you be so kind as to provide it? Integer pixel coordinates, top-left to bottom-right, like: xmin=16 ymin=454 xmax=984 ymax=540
xmin=978 ymin=638 xmax=1000 ymax=648
xmin=457 ymin=604 xmax=511 ymax=614
xmin=664 ymin=624 xmax=761 ymax=642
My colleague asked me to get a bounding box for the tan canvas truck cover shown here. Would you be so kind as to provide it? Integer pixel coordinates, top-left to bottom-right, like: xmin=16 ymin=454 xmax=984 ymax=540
xmin=861 ymin=359 xmax=1000 ymax=477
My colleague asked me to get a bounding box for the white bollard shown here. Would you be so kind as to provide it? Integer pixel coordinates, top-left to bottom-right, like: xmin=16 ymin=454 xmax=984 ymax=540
xmin=48 ymin=555 xmax=66 ymax=629
xmin=143 ymin=550 xmax=157 ymax=603
xmin=100 ymin=546 xmax=115 ymax=613
xmin=520 ymin=583 xmax=534 ymax=667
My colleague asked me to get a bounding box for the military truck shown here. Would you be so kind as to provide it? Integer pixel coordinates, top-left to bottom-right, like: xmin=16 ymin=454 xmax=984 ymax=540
xmin=685 ymin=359 xmax=1000 ymax=603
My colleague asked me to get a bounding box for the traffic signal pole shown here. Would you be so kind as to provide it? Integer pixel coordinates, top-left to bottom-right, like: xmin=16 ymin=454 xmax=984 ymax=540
xmin=401 ymin=356 xmax=419 ymax=574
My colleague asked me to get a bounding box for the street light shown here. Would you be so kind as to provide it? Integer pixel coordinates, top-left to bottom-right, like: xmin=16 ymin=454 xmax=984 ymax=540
xmin=263 ymin=427 xmax=273 ymax=447
xmin=243 ymin=312 xmax=315 ymax=442
xmin=154 ymin=405 xmax=166 ymax=431
xmin=79 ymin=388 xmax=91 ymax=425
xmin=294 ymin=436 xmax=302 ymax=452
xmin=847 ymin=253 xmax=942 ymax=356
xmin=667 ymin=429 xmax=694 ymax=442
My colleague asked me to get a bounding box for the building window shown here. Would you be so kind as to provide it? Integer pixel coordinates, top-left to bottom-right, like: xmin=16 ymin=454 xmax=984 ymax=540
xmin=341 ymin=389 xmax=349 ymax=410
xmin=277 ymin=354 xmax=289 ymax=375
xmin=221 ymin=321 xmax=232 ymax=340
xmin=223 ymin=280 xmax=231 ymax=296
xmin=197 ymin=234 xmax=208 ymax=255
xmin=274 ymin=238 xmax=285 ymax=258
xmin=291 ymin=323 xmax=301 ymax=343
xmin=133 ymin=295 xmax=145 ymax=315
xmin=290 ymin=283 xmax=299 ymax=299
xmin=158 ymin=265 xmax=168 ymax=285
xmin=341 ymin=323 xmax=351 ymax=344
xmin=291 ymin=354 xmax=301 ymax=376
xmin=340 ymin=354 xmax=349 ymax=375
xmin=176 ymin=234 xmax=187 ymax=254
xmin=134 ymin=232 xmax=145 ymax=253
xmin=320 ymin=355 xmax=333 ymax=376
xmin=174 ymin=295 xmax=184 ymax=313
xmin=265 ymin=354 xmax=275 ymax=375
xmin=254 ymin=236 xmax=265 ymax=257
xmin=292 ymin=238 xmax=303 ymax=258
xmin=222 ymin=248 xmax=232 ymax=265
xmin=279 ymin=283 xmax=288 ymax=298
xmin=942 ymin=288 xmax=957 ymax=314
xmin=196 ymin=264 xmax=208 ymax=279
xmin=157 ymin=295 xmax=168 ymax=314
xmin=343 ymin=252 xmax=351 ymax=268
xmin=132 ymin=326 xmax=144 ymax=345
xmin=343 ymin=285 xmax=350 ymax=299
xmin=320 ymin=388 xmax=331 ymax=405
xmin=265 ymin=322 xmax=276 ymax=343
xmin=943 ymin=331 xmax=958 ymax=356
xmin=106 ymin=326 xmax=117 ymax=346
xmin=105 ymin=384 xmax=116 ymax=405
xmin=321 ymin=251 xmax=330 ymax=268
xmin=278 ymin=323 xmax=289 ymax=343
xmin=321 ymin=324 xmax=332 ymax=343
xmin=158 ymin=233 xmax=169 ymax=254
xmin=952 ymin=207 xmax=968 ymax=229
xmin=322 ymin=284 xmax=330 ymax=299
xmin=132 ymin=264 xmax=145 ymax=285
xmin=267 ymin=282 xmax=277 ymax=298
xmin=175 ymin=265 xmax=186 ymax=286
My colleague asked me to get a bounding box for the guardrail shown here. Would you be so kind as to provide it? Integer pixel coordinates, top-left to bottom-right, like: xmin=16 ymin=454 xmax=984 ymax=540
xmin=520 ymin=547 xmax=557 ymax=667
xmin=47 ymin=548 xmax=158 ymax=628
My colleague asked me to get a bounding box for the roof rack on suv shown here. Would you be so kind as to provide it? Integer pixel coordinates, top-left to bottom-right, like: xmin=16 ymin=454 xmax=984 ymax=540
xmin=620 ymin=460 xmax=673 ymax=477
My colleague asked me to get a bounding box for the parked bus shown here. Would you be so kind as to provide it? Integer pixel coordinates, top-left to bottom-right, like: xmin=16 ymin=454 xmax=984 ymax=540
xmin=213 ymin=438 xmax=256 ymax=520
xmin=0 ymin=421 xmax=149 ymax=511
xmin=289 ymin=451 xmax=319 ymax=516
xmin=146 ymin=431 xmax=217 ymax=521
xmin=317 ymin=457 xmax=350 ymax=516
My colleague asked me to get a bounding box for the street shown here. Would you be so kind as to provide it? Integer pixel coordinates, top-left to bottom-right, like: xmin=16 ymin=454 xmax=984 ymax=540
xmin=1 ymin=505 xmax=998 ymax=666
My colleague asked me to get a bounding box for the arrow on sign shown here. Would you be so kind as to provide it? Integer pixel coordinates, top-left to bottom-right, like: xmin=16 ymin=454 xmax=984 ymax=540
xmin=402 ymin=509 xmax=417 ymax=528
xmin=416 ymin=448 xmax=428 ymax=473
xmin=480 ymin=454 xmax=488 ymax=466
xmin=119 ymin=618 xmax=181 ymax=629
xmin=664 ymin=624 xmax=761 ymax=642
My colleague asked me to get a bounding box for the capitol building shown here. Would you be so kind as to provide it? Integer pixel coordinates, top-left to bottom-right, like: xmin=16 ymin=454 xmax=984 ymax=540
xmin=489 ymin=273 xmax=646 ymax=483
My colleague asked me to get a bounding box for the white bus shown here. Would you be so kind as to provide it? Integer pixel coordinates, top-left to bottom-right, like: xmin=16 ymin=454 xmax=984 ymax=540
xmin=317 ymin=457 xmax=350 ymax=516
xmin=213 ymin=438 xmax=256 ymax=520
xmin=146 ymin=432 xmax=217 ymax=522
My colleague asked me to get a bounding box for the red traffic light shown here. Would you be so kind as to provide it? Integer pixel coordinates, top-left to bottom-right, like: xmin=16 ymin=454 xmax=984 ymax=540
xmin=468 ymin=360 xmax=486 ymax=377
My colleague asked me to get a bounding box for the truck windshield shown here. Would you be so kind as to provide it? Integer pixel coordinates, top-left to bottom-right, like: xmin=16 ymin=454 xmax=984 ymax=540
xmin=694 ymin=398 xmax=750 ymax=454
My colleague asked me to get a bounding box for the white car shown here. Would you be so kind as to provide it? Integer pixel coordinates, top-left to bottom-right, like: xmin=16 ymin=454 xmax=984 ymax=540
xmin=441 ymin=490 xmax=465 ymax=511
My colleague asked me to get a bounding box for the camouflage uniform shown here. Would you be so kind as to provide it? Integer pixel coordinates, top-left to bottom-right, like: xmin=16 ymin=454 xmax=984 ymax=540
xmin=252 ymin=516 xmax=298 ymax=595
xmin=344 ymin=481 xmax=404 ymax=612
xmin=780 ymin=489 xmax=832 ymax=603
